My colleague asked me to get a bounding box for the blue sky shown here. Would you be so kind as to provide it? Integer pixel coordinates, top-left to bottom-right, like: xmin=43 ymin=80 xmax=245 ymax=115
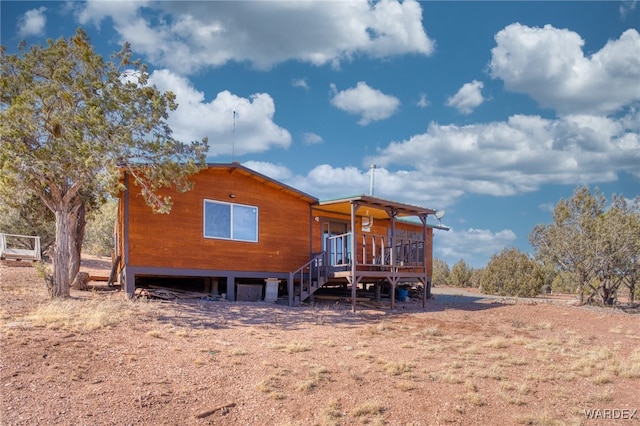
xmin=2 ymin=1 xmax=639 ymax=268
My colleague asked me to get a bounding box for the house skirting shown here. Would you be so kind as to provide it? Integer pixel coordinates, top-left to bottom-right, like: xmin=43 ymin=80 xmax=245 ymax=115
xmin=122 ymin=265 xmax=290 ymax=301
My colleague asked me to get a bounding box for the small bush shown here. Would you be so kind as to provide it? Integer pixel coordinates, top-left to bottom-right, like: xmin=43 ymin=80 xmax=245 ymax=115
xmin=480 ymin=248 xmax=544 ymax=297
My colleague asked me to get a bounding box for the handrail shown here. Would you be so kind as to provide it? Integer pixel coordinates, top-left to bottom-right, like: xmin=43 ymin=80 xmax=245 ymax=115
xmin=326 ymin=232 xmax=350 ymax=266
xmin=288 ymin=251 xmax=326 ymax=306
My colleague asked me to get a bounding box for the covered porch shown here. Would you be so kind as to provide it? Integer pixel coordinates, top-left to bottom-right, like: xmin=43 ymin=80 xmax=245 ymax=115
xmin=311 ymin=195 xmax=446 ymax=312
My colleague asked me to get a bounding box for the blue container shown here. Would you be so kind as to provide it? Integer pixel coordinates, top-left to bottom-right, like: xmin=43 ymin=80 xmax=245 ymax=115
xmin=396 ymin=288 xmax=409 ymax=301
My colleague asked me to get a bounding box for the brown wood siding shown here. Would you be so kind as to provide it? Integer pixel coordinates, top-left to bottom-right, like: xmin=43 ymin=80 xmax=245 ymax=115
xmin=124 ymin=168 xmax=312 ymax=273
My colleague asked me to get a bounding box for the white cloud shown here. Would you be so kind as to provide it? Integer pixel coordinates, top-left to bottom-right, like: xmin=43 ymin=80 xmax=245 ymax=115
xmin=490 ymin=23 xmax=640 ymax=115
xmin=255 ymin=163 xmax=462 ymax=209
xmin=302 ymin=132 xmax=323 ymax=145
xmin=538 ymin=203 xmax=556 ymax=214
xmin=435 ymin=228 xmax=517 ymax=268
xmin=75 ymin=0 xmax=434 ymax=73
xmin=291 ymin=78 xmax=310 ymax=91
xmin=446 ymin=80 xmax=485 ymax=115
xmin=620 ymin=0 xmax=638 ymax=18
xmin=366 ymin=112 xmax=640 ymax=196
xmin=148 ymin=69 xmax=291 ymax=157
xmin=330 ymin=81 xmax=400 ymax=125
xmin=76 ymin=0 xmax=145 ymax=28
xmin=242 ymin=161 xmax=293 ymax=183
xmin=17 ymin=7 xmax=47 ymax=37
xmin=417 ymin=93 xmax=430 ymax=108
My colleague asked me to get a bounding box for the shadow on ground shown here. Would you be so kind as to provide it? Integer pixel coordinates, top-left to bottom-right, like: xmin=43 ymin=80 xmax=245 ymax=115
xmin=140 ymin=286 xmax=519 ymax=331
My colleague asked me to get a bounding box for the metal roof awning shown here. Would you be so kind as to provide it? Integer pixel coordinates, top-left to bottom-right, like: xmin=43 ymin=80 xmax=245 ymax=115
xmin=315 ymin=194 xmax=437 ymax=219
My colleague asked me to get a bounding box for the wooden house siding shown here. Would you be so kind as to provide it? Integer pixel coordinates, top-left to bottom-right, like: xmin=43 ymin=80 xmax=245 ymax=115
xmin=124 ymin=168 xmax=311 ymax=272
xmin=117 ymin=165 xmax=317 ymax=298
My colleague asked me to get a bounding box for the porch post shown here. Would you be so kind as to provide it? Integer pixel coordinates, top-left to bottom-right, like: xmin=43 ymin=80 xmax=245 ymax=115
xmin=350 ymin=201 xmax=359 ymax=313
xmin=420 ymin=215 xmax=428 ymax=309
xmin=288 ymin=272 xmax=294 ymax=306
xmin=227 ymin=275 xmax=236 ymax=301
xmin=389 ymin=210 xmax=397 ymax=310
xmin=123 ymin=266 xmax=135 ymax=299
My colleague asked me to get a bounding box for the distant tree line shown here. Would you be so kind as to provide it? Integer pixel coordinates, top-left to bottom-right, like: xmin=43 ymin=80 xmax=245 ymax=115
xmin=432 ymin=186 xmax=640 ymax=306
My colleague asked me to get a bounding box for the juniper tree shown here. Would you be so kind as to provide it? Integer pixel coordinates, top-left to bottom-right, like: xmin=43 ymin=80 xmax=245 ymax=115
xmin=530 ymin=186 xmax=639 ymax=305
xmin=1 ymin=29 xmax=208 ymax=298
xmin=479 ymin=247 xmax=544 ymax=298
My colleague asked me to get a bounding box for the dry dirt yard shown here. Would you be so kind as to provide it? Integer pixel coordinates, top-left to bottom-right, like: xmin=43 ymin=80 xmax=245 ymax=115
xmin=1 ymin=259 xmax=639 ymax=426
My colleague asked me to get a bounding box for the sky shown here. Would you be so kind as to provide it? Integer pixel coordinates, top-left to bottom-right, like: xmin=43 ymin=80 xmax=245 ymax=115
xmin=2 ymin=0 xmax=639 ymax=268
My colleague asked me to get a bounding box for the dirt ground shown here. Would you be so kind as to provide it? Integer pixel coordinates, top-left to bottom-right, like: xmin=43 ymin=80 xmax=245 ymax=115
xmin=1 ymin=259 xmax=639 ymax=426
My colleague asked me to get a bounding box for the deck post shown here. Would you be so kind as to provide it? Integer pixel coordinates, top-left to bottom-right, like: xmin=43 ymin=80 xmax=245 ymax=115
xmin=227 ymin=275 xmax=236 ymax=301
xmin=350 ymin=201 xmax=359 ymax=313
xmin=420 ymin=215 xmax=429 ymax=309
xmin=389 ymin=210 xmax=398 ymax=310
xmin=288 ymin=272 xmax=294 ymax=306
xmin=390 ymin=281 xmax=396 ymax=310
xmin=123 ymin=266 xmax=135 ymax=298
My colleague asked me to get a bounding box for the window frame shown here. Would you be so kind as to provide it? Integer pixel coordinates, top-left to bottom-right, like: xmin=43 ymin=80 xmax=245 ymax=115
xmin=203 ymin=199 xmax=259 ymax=243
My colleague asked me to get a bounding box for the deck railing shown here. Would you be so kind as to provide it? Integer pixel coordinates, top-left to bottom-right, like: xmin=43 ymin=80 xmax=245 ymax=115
xmin=327 ymin=232 xmax=351 ymax=266
xmin=327 ymin=232 xmax=424 ymax=270
xmin=0 ymin=233 xmax=42 ymax=261
xmin=288 ymin=251 xmax=327 ymax=306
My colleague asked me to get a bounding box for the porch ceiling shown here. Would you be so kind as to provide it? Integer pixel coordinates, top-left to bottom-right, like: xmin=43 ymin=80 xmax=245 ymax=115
xmin=315 ymin=195 xmax=436 ymax=219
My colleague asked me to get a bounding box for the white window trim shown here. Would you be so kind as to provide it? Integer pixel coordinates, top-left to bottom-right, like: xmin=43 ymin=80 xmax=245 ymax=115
xmin=203 ymin=199 xmax=259 ymax=242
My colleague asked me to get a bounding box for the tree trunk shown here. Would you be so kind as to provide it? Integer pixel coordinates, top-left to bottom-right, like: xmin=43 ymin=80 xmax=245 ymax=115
xmin=52 ymin=208 xmax=73 ymax=298
xmin=68 ymin=203 xmax=86 ymax=284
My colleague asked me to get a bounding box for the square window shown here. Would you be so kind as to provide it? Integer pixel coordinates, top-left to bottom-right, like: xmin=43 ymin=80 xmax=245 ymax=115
xmin=204 ymin=200 xmax=258 ymax=242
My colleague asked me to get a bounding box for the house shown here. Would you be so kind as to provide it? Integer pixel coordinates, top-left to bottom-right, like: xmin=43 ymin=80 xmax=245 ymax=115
xmin=116 ymin=163 xmax=446 ymax=310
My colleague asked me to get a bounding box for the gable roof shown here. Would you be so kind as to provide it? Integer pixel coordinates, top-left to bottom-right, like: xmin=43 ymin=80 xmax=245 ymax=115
xmin=207 ymin=163 xmax=318 ymax=204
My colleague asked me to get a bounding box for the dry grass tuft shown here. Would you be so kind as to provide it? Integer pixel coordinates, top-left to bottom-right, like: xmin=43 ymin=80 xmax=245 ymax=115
xmin=25 ymin=296 xmax=156 ymax=332
xmin=483 ymin=336 xmax=509 ymax=349
xmin=230 ymin=347 xmax=248 ymax=356
xmin=146 ymin=330 xmax=162 ymax=338
xmin=515 ymin=411 xmax=561 ymax=425
xmin=465 ymin=391 xmax=486 ymax=407
xmin=384 ymin=361 xmax=414 ymax=376
xmin=421 ymin=326 xmax=443 ymax=337
xmin=319 ymin=399 xmax=344 ymax=426
xmin=256 ymin=375 xmax=285 ymax=400
xmin=394 ymin=380 xmax=416 ymax=392
xmin=282 ymin=342 xmax=311 ymax=353
xmin=352 ymin=401 xmax=384 ymax=417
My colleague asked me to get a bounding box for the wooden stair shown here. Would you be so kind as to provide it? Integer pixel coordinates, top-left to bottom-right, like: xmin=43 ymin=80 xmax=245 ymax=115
xmin=289 ymin=252 xmax=327 ymax=306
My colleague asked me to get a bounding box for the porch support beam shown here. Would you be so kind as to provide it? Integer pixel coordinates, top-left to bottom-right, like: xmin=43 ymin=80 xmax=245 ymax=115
xmin=387 ymin=208 xmax=398 ymax=310
xmin=420 ymin=214 xmax=428 ymax=309
xmin=288 ymin=272 xmax=294 ymax=307
xmin=350 ymin=201 xmax=361 ymax=313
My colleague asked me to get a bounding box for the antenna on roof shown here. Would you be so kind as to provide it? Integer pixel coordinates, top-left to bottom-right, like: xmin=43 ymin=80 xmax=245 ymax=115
xmin=434 ymin=210 xmax=446 ymax=226
xmin=232 ymin=107 xmax=238 ymax=162
xmin=369 ymin=164 xmax=376 ymax=196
